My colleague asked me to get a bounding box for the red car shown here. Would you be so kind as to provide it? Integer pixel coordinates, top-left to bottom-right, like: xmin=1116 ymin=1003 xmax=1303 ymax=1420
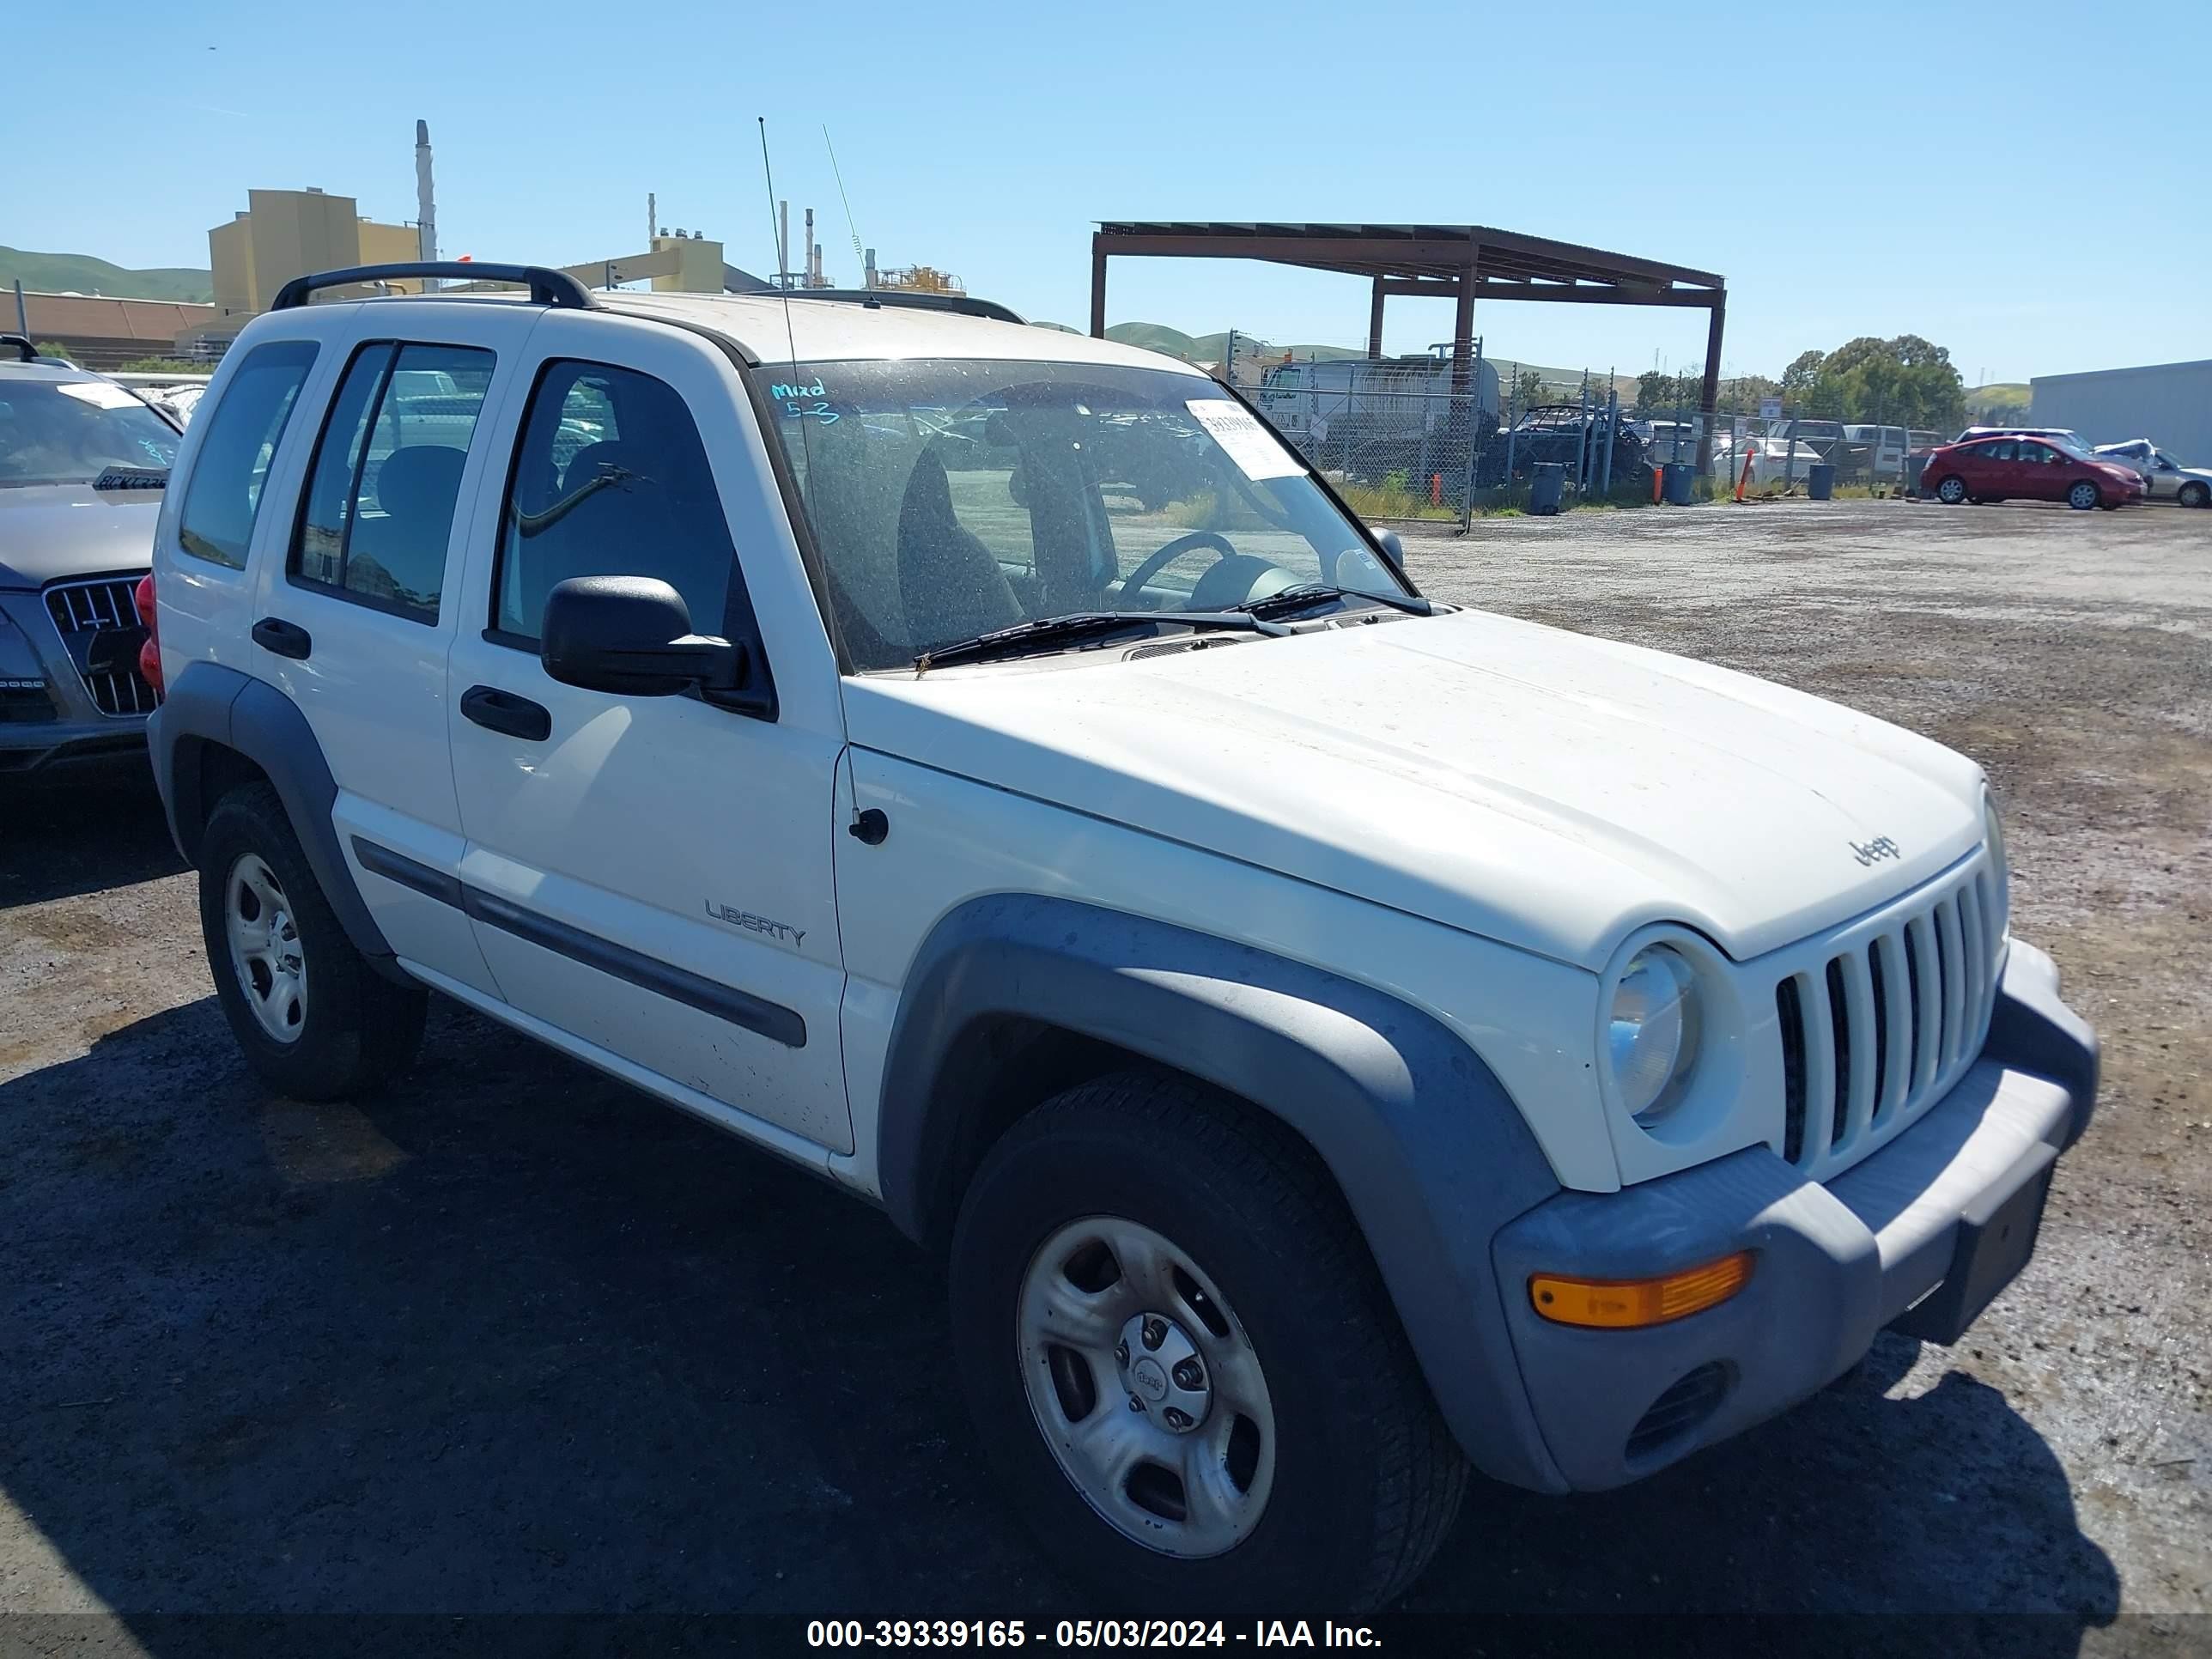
xmin=1923 ymin=434 xmax=2144 ymax=510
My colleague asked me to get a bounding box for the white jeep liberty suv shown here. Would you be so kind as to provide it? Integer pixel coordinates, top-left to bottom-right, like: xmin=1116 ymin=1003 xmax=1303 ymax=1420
xmin=145 ymin=263 xmax=2097 ymax=1613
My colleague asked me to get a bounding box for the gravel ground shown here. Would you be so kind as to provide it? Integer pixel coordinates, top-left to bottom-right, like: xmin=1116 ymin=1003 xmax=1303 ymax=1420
xmin=1 ymin=498 xmax=2205 ymax=1648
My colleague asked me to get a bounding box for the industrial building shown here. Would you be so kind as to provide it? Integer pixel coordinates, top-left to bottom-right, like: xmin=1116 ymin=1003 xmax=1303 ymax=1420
xmin=4 ymin=291 xmax=216 ymax=370
xmin=2030 ymin=359 xmax=2212 ymax=465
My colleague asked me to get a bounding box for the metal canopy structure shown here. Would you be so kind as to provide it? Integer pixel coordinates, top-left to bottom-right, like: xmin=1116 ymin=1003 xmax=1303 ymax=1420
xmin=1091 ymin=222 xmax=1729 ymax=469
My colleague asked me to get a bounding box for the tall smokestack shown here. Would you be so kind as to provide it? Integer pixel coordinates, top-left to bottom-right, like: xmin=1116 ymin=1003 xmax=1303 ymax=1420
xmin=649 ymin=191 xmax=657 ymax=246
xmin=414 ymin=120 xmax=436 ymax=265
xmin=778 ymin=200 xmax=790 ymax=288
xmin=803 ymin=208 xmax=815 ymax=287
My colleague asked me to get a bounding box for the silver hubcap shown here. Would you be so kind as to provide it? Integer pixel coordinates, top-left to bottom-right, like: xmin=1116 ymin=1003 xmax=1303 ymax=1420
xmin=1939 ymin=478 xmax=1965 ymax=502
xmin=1018 ymin=1217 xmax=1275 ymax=1559
xmin=225 ymin=854 xmax=307 ymax=1043
xmin=2070 ymin=483 xmax=2096 ymax=508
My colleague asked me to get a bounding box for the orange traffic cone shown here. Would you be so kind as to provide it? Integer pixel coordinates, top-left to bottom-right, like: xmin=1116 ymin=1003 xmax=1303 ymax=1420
xmin=1735 ymin=446 xmax=1755 ymax=503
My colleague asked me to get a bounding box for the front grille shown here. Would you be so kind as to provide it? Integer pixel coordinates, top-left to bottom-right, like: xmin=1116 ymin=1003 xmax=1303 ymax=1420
xmin=1772 ymin=860 xmax=2002 ymax=1176
xmin=43 ymin=576 xmax=159 ymax=717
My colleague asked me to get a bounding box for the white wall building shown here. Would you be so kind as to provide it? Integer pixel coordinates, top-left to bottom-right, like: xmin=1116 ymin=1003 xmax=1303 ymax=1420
xmin=2030 ymin=359 xmax=2212 ymax=464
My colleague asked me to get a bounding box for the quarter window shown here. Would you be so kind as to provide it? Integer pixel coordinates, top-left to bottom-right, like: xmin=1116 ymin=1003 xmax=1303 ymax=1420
xmin=289 ymin=341 xmax=495 ymax=622
xmin=175 ymin=340 xmax=318 ymax=569
xmin=494 ymin=361 xmax=741 ymax=644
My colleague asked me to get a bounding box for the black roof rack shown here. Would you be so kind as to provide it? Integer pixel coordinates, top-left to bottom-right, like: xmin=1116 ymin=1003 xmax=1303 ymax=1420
xmin=271 ymin=263 xmax=595 ymax=312
xmin=3 ymin=333 xmax=40 ymax=362
xmin=775 ymin=289 xmax=1026 ymax=325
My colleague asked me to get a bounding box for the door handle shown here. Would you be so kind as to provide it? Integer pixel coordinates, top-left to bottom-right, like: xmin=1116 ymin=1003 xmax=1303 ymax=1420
xmin=251 ymin=617 xmax=312 ymax=660
xmin=460 ymin=684 xmax=552 ymax=742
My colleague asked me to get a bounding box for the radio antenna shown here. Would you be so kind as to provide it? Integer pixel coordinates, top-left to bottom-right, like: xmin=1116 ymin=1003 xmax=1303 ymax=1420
xmin=758 ymin=118 xmax=802 ymax=362
xmin=824 ymin=125 xmax=866 ymax=276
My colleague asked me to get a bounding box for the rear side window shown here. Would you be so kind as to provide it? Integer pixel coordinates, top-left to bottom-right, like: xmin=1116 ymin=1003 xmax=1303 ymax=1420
xmin=493 ymin=360 xmax=741 ymax=645
xmin=289 ymin=341 xmax=495 ymax=622
xmin=175 ymin=341 xmax=318 ymax=568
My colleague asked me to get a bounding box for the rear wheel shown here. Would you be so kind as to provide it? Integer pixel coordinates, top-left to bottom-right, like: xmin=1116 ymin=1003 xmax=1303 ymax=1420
xmin=1934 ymin=475 xmax=1967 ymax=504
xmin=950 ymin=1073 xmax=1466 ymax=1613
xmin=2179 ymin=481 xmax=2209 ymax=509
xmin=2067 ymin=480 xmax=2101 ymax=511
xmin=198 ymin=783 xmax=427 ymax=1099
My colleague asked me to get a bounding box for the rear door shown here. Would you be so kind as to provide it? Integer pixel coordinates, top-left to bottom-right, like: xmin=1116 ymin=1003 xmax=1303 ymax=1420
xmin=441 ymin=310 xmax=853 ymax=1152
xmin=248 ymin=302 xmax=535 ymax=993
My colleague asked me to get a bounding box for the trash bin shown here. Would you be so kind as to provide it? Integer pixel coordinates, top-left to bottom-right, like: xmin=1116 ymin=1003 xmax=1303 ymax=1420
xmin=1807 ymin=462 xmax=1836 ymax=501
xmin=1662 ymin=461 xmax=1696 ymax=506
xmin=1529 ymin=462 xmax=1565 ymax=516
xmin=1905 ymin=454 xmax=1929 ymax=498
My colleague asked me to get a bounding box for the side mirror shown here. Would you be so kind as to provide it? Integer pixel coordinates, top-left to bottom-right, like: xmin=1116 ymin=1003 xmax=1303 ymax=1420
xmin=541 ymin=575 xmax=744 ymax=697
xmin=1368 ymin=526 xmax=1407 ymax=574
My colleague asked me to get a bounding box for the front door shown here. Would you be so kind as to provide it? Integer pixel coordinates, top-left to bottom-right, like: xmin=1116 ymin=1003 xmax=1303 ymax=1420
xmin=442 ymin=311 xmax=853 ymax=1153
xmin=2014 ymin=441 xmax=2065 ymax=501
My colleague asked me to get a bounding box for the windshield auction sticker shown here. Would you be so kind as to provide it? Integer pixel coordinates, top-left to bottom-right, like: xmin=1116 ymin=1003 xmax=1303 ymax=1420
xmin=1185 ymin=399 xmax=1303 ymax=480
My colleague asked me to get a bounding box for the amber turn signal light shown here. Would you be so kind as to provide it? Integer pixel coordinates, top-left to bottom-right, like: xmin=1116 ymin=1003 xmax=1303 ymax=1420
xmin=1528 ymin=1251 xmax=1753 ymax=1329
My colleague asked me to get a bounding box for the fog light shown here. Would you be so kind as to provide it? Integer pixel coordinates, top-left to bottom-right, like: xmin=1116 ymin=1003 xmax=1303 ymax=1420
xmin=1529 ymin=1252 xmax=1753 ymax=1328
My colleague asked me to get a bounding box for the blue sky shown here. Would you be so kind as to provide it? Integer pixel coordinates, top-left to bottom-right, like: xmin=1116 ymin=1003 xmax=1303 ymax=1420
xmin=9 ymin=0 xmax=2206 ymax=384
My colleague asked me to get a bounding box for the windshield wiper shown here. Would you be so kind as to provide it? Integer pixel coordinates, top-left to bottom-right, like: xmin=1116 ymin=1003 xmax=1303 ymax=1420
xmin=914 ymin=609 xmax=1289 ymax=673
xmin=1228 ymin=583 xmax=1432 ymax=620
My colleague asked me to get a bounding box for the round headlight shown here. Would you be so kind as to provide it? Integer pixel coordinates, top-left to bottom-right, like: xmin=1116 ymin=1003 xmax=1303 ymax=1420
xmin=1609 ymin=945 xmax=1702 ymax=1125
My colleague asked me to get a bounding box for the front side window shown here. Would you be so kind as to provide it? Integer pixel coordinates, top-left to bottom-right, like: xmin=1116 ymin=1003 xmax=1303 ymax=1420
xmin=495 ymin=360 xmax=741 ymax=644
xmin=173 ymin=341 xmax=318 ymax=568
xmin=289 ymin=341 xmax=495 ymax=621
xmin=761 ymin=358 xmax=1410 ymax=671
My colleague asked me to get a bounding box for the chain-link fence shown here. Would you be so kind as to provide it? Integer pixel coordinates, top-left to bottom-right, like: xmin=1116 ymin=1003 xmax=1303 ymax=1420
xmin=1247 ymin=349 xmax=1675 ymax=524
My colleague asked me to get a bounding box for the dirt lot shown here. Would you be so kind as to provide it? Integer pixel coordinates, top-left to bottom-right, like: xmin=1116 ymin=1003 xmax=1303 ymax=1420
xmin=2 ymin=499 xmax=2205 ymax=1647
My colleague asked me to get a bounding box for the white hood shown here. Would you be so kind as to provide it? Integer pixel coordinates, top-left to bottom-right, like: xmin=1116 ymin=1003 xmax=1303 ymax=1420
xmin=843 ymin=608 xmax=1988 ymax=970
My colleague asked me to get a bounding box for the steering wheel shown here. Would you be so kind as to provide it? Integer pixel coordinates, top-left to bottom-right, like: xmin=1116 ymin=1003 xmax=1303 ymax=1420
xmin=1115 ymin=530 xmax=1238 ymax=609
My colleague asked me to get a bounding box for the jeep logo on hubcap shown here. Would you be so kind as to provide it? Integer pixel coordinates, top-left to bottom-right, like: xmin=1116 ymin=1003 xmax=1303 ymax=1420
xmin=1132 ymin=1357 xmax=1169 ymax=1401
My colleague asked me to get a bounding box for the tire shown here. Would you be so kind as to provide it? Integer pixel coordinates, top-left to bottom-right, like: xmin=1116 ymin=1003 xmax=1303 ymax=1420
xmin=198 ymin=782 xmax=427 ymax=1100
xmin=1934 ymin=475 xmax=1967 ymax=505
xmin=2179 ymin=481 xmax=2209 ymax=509
xmin=950 ymin=1073 xmax=1466 ymax=1614
xmin=2067 ymin=480 xmax=2100 ymax=511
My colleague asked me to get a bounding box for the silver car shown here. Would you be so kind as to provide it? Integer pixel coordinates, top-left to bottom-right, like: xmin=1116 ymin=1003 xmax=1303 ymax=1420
xmin=0 ymin=337 xmax=179 ymax=772
xmin=2095 ymin=439 xmax=2212 ymax=507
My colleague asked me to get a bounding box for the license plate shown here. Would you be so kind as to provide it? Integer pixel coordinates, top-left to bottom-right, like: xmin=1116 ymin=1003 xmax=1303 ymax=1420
xmin=1893 ymin=1142 xmax=2057 ymax=1344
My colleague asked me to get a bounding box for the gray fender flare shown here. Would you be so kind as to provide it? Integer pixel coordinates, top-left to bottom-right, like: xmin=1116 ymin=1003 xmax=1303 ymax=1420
xmin=876 ymin=893 xmax=1571 ymax=1492
xmin=148 ymin=660 xmax=400 ymax=975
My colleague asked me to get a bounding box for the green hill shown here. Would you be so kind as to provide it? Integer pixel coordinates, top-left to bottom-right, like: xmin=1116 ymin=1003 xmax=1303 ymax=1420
xmin=0 ymin=246 xmax=213 ymax=304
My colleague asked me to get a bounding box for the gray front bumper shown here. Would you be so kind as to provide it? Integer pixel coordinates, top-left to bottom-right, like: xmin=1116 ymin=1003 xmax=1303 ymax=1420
xmin=1490 ymin=939 xmax=2094 ymax=1492
xmin=0 ymin=588 xmax=150 ymax=771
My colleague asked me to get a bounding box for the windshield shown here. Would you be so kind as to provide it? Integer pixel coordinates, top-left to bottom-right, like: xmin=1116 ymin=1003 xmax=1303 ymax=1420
xmin=0 ymin=378 xmax=181 ymax=487
xmin=761 ymin=358 xmax=1411 ymax=671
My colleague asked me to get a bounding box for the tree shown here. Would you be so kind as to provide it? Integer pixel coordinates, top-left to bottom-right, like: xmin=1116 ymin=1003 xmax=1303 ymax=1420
xmin=35 ymin=340 xmax=75 ymax=362
xmin=1780 ymin=349 xmax=1826 ymax=395
xmin=1634 ymin=368 xmax=1671 ymax=412
xmin=1514 ymin=368 xmax=1546 ymax=410
xmin=1765 ymin=337 xmax=1967 ymax=430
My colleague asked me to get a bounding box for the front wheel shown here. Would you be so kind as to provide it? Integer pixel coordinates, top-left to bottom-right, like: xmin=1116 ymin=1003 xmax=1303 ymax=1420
xmin=1934 ymin=475 xmax=1967 ymax=504
xmin=2068 ymin=480 xmax=2101 ymax=511
xmin=198 ymin=783 xmax=427 ymax=1099
xmin=2179 ymin=481 xmax=2209 ymax=509
xmin=950 ymin=1073 xmax=1466 ymax=1613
